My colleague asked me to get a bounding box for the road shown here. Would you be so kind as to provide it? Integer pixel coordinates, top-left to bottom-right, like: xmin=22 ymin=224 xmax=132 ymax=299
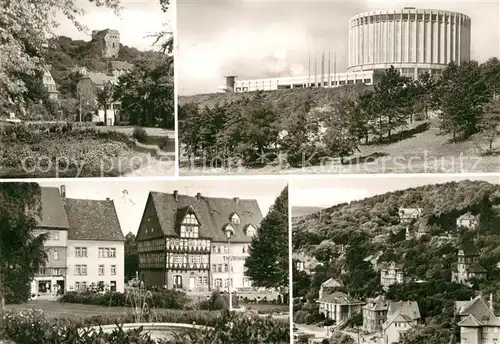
xmin=293 ymin=324 xmax=380 ymax=344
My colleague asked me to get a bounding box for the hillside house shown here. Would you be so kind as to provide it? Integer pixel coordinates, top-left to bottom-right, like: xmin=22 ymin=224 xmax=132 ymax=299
xmin=76 ymin=72 xmax=120 ymax=125
xmin=42 ymin=69 xmax=59 ymax=101
xmin=293 ymin=252 xmax=321 ymax=274
xmin=380 ymin=261 xmax=404 ymax=291
xmin=382 ymin=301 xmax=421 ymax=344
xmin=457 ymin=295 xmax=500 ymax=344
xmin=108 ymin=61 xmax=134 ymax=78
xmin=319 ymin=278 xmax=344 ymax=300
xmin=317 ymin=291 xmax=364 ymax=326
xmin=362 ymin=295 xmax=390 ymax=333
xmin=398 ymin=208 xmax=422 ymax=222
xmin=92 ymin=29 xmax=120 ymax=58
xmin=136 ymin=191 xmax=262 ymax=291
xmin=452 ymin=243 xmax=486 ymax=286
xmin=363 ymin=251 xmax=383 ymax=271
xmin=457 ymin=212 xmax=479 ymax=230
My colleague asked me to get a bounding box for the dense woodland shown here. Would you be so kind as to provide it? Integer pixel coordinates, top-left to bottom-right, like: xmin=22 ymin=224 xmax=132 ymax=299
xmin=179 ymin=58 xmax=500 ymax=168
xmin=293 ymin=180 xmax=500 ymax=343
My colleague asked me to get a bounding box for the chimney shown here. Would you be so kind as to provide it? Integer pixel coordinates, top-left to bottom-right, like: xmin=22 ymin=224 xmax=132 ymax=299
xmin=234 ymin=197 xmax=240 ymax=205
xmin=490 ymin=293 xmax=494 ymax=312
xmin=106 ymin=197 xmax=110 ymax=201
xmin=60 ymin=185 xmax=66 ymax=200
xmin=196 ymin=192 xmax=202 ymax=199
xmin=225 ymin=76 xmax=236 ymax=92
xmin=173 ymin=190 xmax=178 ymax=201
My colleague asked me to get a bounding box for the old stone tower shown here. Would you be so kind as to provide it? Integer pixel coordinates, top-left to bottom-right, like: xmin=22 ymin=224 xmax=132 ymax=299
xmin=91 ymin=29 xmax=120 ymax=58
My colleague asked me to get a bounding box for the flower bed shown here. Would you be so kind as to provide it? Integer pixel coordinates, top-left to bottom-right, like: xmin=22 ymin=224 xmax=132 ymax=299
xmin=0 ymin=125 xmax=145 ymax=177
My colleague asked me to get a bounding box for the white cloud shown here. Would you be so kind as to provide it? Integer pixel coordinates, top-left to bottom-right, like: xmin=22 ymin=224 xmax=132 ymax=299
xmin=178 ymin=22 xmax=310 ymax=94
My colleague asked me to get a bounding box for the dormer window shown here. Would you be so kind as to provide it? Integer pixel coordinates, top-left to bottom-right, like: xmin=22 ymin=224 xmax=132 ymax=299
xmin=180 ymin=212 xmax=200 ymax=238
xmin=231 ymin=213 xmax=240 ymax=225
xmin=245 ymin=225 xmax=256 ymax=237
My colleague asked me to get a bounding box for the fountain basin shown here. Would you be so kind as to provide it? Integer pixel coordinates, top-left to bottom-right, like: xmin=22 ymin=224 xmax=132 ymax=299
xmin=83 ymin=322 xmax=212 ymax=340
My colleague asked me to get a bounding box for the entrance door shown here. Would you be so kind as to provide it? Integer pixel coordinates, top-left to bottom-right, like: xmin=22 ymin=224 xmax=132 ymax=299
xmin=56 ymin=280 xmax=65 ymax=295
xmin=189 ymin=277 xmax=196 ymax=290
xmin=173 ymin=275 xmax=183 ymax=289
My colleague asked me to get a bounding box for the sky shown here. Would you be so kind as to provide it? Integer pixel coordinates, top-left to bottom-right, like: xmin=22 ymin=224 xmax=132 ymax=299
xmin=291 ymin=174 xmax=500 ymax=208
xmin=52 ymin=0 xmax=173 ymax=51
xmin=38 ymin=178 xmax=287 ymax=235
xmin=177 ymin=0 xmax=500 ymax=95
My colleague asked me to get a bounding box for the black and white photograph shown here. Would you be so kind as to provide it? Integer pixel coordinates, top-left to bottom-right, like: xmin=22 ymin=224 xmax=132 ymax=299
xmin=0 ymin=178 xmax=290 ymax=343
xmin=292 ymin=174 xmax=500 ymax=344
xmin=178 ymin=0 xmax=500 ymax=175
xmin=0 ymin=0 xmax=175 ymax=178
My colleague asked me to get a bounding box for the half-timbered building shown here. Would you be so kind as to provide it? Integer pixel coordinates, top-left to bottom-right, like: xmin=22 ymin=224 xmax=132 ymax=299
xmin=136 ymin=190 xmax=263 ymax=292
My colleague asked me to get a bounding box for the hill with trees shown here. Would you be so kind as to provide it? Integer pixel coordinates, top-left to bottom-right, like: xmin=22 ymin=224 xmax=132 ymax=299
xmin=179 ymin=58 xmax=500 ymax=171
xmin=292 ymin=180 xmax=500 ymax=333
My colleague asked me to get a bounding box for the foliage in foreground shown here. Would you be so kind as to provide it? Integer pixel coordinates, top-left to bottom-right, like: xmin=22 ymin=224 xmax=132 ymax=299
xmin=0 ymin=183 xmax=45 ymax=306
xmin=1 ymin=309 xmax=290 ymax=344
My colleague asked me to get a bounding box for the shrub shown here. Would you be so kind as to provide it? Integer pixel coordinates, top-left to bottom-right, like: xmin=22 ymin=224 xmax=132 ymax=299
xmin=160 ymin=136 xmax=173 ymax=152
xmin=60 ymin=290 xmax=189 ymax=310
xmin=197 ymin=291 xmax=239 ymax=311
xmin=133 ymin=127 xmax=148 ymax=143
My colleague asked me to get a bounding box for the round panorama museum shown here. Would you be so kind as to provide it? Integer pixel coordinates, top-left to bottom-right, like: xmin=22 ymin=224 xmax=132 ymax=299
xmin=220 ymin=7 xmax=471 ymax=93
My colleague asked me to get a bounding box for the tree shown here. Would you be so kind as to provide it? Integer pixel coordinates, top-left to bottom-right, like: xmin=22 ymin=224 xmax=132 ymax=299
xmin=124 ymin=232 xmax=139 ymax=282
xmin=0 ymin=183 xmax=47 ymax=325
xmin=315 ymin=97 xmax=361 ymax=164
xmin=96 ymin=82 xmax=114 ymax=125
xmin=435 ymin=61 xmax=491 ymax=139
xmin=415 ymin=72 xmax=438 ymax=120
xmin=245 ymin=186 xmax=289 ymax=300
xmin=113 ymin=58 xmax=174 ymax=129
xmin=0 ymin=0 xmax=120 ymax=112
xmin=479 ymin=98 xmax=500 ymax=151
xmin=373 ymin=66 xmax=413 ymax=140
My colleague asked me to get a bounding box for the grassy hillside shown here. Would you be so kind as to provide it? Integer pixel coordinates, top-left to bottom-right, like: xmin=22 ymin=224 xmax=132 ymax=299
xmin=179 ymin=84 xmax=370 ymax=109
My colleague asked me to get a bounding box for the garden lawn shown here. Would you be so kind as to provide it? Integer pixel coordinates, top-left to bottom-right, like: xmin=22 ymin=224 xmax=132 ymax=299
xmin=5 ymin=300 xmax=199 ymax=319
xmin=4 ymin=300 xmax=287 ymax=318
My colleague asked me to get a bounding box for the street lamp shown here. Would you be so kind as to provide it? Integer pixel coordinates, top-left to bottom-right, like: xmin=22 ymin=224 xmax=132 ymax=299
xmin=224 ymin=226 xmax=235 ymax=311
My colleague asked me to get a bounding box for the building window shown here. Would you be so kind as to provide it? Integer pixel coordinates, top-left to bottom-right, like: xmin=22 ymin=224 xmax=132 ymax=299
xmin=110 ymin=265 xmax=116 ymax=275
xmin=38 ymin=268 xmax=46 ymax=275
xmin=110 ymin=248 xmax=116 ymax=258
xmin=224 ymin=264 xmax=229 ymax=272
xmin=217 ymin=264 xmax=222 ymax=272
xmin=75 ymin=282 xmax=80 ymax=290
xmin=99 ymin=265 xmax=104 ymax=276
xmin=52 ymin=231 xmax=59 ymax=240
xmin=75 ymin=247 xmax=87 ymax=257
xmin=75 ymin=265 xmax=87 ymax=276
xmin=52 ymin=268 xmax=60 ymax=276
xmin=53 ymin=250 xmax=59 ymax=260
xmin=214 ymin=278 xmax=222 ymax=287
